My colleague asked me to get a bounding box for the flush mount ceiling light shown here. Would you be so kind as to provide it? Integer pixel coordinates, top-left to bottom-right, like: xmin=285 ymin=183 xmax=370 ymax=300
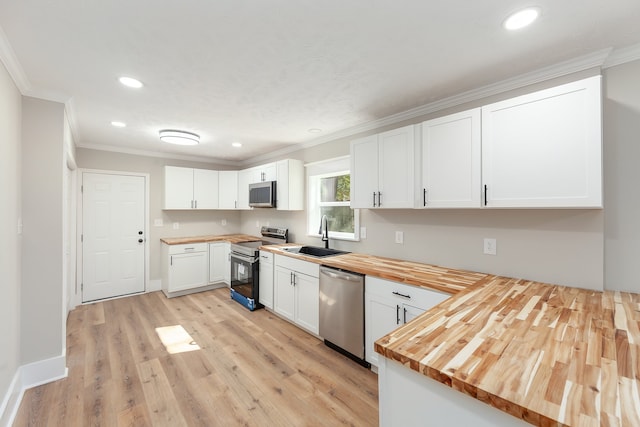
xmin=111 ymin=121 xmax=126 ymax=127
xmin=504 ymin=7 xmax=540 ymax=30
xmin=232 ymin=142 xmax=242 ymax=148
xmin=308 ymin=128 xmax=322 ymax=133
xmin=159 ymin=129 xmax=200 ymax=146
xmin=118 ymin=76 xmax=143 ymax=88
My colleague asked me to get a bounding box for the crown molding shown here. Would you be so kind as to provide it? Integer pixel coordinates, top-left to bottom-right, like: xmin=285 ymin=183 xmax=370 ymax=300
xmin=76 ymin=142 xmax=242 ymax=167
xmin=246 ymin=48 xmax=614 ymax=166
xmin=603 ymin=42 xmax=640 ymax=68
xmin=0 ymin=24 xmax=30 ymax=93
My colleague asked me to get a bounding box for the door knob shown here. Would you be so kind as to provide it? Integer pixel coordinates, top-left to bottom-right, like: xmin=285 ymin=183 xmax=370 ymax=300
xmin=138 ymin=239 xmax=144 ymax=243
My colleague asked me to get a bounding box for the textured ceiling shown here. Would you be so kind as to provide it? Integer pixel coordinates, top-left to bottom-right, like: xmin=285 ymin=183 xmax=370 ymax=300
xmin=1 ymin=0 xmax=640 ymax=163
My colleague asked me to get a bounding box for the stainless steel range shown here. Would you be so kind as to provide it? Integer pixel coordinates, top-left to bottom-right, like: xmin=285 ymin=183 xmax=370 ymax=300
xmin=229 ymin=226 xmax=287 ymax=310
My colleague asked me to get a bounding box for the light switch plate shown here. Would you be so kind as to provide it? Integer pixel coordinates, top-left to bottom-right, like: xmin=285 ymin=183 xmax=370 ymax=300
xmin=484 ymin=238 xmax=497 ymax=255
xmin=360 ymin=226 xmax=367 ymax=239
xmin=395 ymin=231 xmax=404 ymax=244
xmin=173 ymin=222 xmax=180 ymax=230
xmin=154 ymin=218 xmax=163 ymax=227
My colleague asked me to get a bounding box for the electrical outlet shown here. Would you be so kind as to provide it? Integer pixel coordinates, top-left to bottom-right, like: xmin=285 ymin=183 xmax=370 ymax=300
xmin=483 ymin=238 xmax=497 ymax=255
xmin=173 ymin=222 xmax=180 ymax=230
xmin=395 ymin=231 xmax=404 ymax=244
xmin=255 ymin=220 xmax=260 ymax=228
xmin=360 ymin=226 xmax=367 ymax=239
xmin=221 ymin=219 xmax=227 ymax=226
xmin=154 ymin=218 xmax=163 ymax=227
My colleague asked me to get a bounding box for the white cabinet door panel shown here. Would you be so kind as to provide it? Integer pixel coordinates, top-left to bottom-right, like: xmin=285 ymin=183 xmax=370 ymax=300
xmin=274 ymin=266 xmax=295 ymax=321
xmin=378 ymin=125 xmax=414 ymax=208
xmin=350 ymin=135 xmax=379 ymax=208
xmin=164 ymin=166 xmax=194 ymax=209
xmin=482 ymin=76 xmax=602 ymax=208
xmin=294 ymin=272 xmax=319 ymax=335
xmin=421 ymin=108 xmax=481 ymax=208
xmin=194 ymin=169 xmax=219 ymax=209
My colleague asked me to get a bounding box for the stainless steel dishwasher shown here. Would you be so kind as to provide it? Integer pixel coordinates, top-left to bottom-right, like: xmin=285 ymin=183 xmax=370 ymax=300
xmin=319 ymin=266 xmax=370 ymax=368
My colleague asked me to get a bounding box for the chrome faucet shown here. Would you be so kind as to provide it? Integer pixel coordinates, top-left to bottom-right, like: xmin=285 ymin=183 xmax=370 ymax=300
xmin=319 ymin=215 xmax=329 ymax=249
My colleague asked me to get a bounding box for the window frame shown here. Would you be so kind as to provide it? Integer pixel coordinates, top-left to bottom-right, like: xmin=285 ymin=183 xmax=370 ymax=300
xmin=306 ymin=157 xmax=360 ymax=242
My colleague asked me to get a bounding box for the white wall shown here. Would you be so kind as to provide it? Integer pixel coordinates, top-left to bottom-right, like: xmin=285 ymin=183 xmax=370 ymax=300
xmin=75 ymin=148 xmax=242 ymax=282
xmin=0 ymin=58 xmax=22 ymax=420
xmin=603 ymin=59 xmax=640 ymax=293
xmin=21 ymin=97 xmax=65 ymax=364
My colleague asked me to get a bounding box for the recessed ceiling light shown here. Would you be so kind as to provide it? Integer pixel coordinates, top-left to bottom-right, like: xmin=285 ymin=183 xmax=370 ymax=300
xmin=118 ymin=76 xmax=143 ymax=88
xmin=504 ymin=7 xmax=540 ymax=30
xmin=232 ymin=142 xmax=242 ymax=148
xmin=111 ymin=121 xmax=126 ymax=127
xmin=159 ymin=129 xmax=200 ymax=146
xmin=308 ymin=128 xmax=322 ymax=133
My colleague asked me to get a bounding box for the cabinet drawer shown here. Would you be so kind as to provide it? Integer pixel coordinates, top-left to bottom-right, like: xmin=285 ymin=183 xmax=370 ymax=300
xmin=259 ymin=250 xmax=274 ymax=264
xmin=168 ymin=242 xmax=207 ymax=255
xmin=275 ymin=254 xmax=319 ymax=278
xmin=366 ymin=276 xmax=450 ymax=309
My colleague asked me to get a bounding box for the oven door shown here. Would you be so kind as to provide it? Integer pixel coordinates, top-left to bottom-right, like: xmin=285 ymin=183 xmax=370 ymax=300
xmin=230 ymin=252 xmax=259 ymax=300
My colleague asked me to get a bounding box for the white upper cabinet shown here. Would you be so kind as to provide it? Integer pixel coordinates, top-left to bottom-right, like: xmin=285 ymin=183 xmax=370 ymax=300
xmin=350 ymin=124 xmax=415 ymax=209
xmin=193 ymin=169 xmax=219 ymax=209
xmin=419 ymin=108 xmax=482 ymax=208
xmin=481 ymin=76 xmax=602 ymax=208
xmin=218 ymin=170 xmax=239 ymax=209
xmin=164 ymin=166 xmax=218 ymax=209
xmin=276 ymin=159 xmax=304 ymax=211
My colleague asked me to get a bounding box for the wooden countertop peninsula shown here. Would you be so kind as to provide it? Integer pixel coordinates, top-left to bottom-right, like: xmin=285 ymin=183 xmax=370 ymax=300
xmin=375 ymin=275 xmax=640 ymax=426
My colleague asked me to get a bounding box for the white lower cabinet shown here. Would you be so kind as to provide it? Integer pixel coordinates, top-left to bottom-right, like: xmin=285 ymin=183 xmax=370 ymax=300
xmin=273 ymin=255 xmax=319 ymax=335
xmin=365 ymin=276 xmax=450 ymax=367
xmin=208 ymin=242 xmax=229 ymax=285
xmin=162 ymin=243 xmax=209 ymax=297
xmin=259 ymin=251 xmax=274 ymax=309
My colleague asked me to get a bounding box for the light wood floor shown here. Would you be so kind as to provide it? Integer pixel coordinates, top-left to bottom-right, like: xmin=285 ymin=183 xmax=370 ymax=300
xmin=14 ymin=288 xmax=378 ymax=426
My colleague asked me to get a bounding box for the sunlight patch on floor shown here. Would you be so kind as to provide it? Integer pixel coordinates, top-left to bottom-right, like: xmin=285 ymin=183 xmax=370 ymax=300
xmin=155 ymin=325 xmax=201 ymax=354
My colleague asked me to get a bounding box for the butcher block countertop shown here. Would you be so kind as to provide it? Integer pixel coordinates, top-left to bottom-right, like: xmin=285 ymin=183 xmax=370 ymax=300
xmin=375 ymin=275 xmax=640 ymax=427
xmin=261 ymin=246 xmax=488 ymax=295
xmin=160 ymin=234 xmax=261 ymax=245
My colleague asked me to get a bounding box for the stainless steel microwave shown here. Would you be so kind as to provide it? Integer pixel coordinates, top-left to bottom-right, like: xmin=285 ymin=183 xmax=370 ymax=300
xmin=249 ymin=181 xmax=277 ymax=208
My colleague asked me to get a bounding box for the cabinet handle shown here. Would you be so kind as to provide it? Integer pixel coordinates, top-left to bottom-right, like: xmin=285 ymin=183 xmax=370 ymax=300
xmin=423 ymin=188 xmax=427 ymax=207
xmin=396 ymin=304 xmax=400 ymax=325
xmin=372 ymin=192 xmax=376 ymax=207
xmin=293 ymin=273 xmax=297 ymax=286
xmin=403 ymin=307 xmax=407 ymax=324
xmin=170 ymin=255 xmax=173 ymax=266
xmin=378 ymin=191 xmax=382 ymax=207
xmin=190 ymin=200 xmax=194 ymax=209
xmin=194 ymin=200 xmax=198 ymax=209
xmin=184 ymin=247 xmax=195 ymax=251
xmin=234 ymin=200 xmax=237 ymax=209
xmin=392 ymin=291 xmax=411 ymax=299
xmin=484 ymin=185 xmax=488 ymax=206
xmin=290 ymin=272 xmax=293 ymax=285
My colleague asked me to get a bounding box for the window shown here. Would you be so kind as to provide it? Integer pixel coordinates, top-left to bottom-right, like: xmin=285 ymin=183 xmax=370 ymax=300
xmin=307 ymin=156 xmax=359 ymax=241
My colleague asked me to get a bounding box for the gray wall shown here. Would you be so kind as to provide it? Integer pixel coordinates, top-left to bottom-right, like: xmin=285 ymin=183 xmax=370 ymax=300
xmin=75 ymin=149 xmax=242 ymax=281
xmin=21 ymin=97 xmax=65 ymax=364
xmin=603 ymin=60 xmax=640 ymax=293
xmin=0 ymin=59 xmax=22 ymax=412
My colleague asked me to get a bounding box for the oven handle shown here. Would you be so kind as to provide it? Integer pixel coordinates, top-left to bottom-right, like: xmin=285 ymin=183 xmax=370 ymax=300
xmin=230 ymin=252 xmax=258 ymax=264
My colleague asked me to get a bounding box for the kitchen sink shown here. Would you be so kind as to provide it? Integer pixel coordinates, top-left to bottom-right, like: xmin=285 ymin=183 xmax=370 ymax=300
xmin=282 ymin=246 xmax=350 ymax=258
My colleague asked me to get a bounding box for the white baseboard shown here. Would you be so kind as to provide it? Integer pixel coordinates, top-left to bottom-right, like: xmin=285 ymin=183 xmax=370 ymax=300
xmin=147 ymin=279 xmax=161 ymax=293
xmin=0 ymin=371 xmax=21 ymax=427
xmin=0 ymin=354 xmax=67 ymax=427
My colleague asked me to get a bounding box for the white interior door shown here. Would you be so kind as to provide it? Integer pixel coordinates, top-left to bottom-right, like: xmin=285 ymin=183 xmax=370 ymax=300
xmin=82 ymin=172 xmax=146 ymax=302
